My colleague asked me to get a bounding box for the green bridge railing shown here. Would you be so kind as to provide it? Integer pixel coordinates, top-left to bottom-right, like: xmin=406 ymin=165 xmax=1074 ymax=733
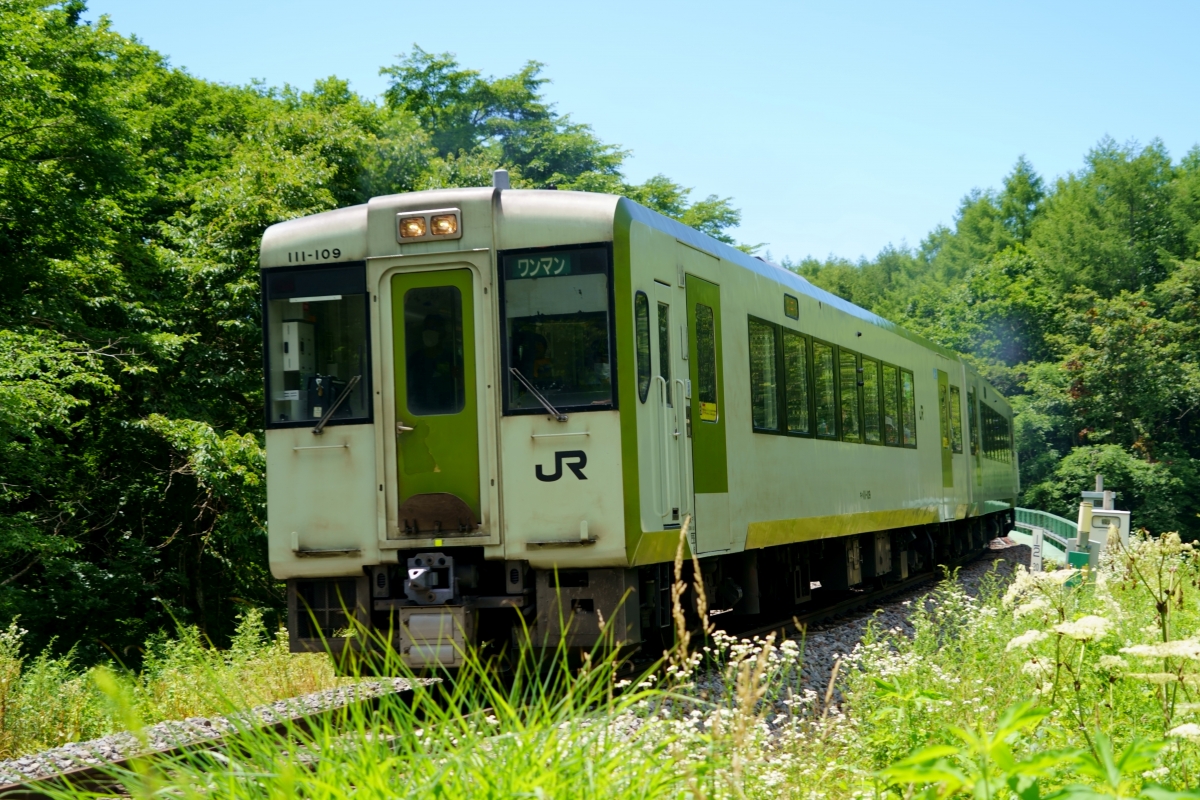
xmin=1015 ymin=507 xmax=1076 ymax=548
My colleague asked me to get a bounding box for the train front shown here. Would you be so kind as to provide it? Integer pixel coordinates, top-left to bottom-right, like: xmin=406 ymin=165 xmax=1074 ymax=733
xmin=260 ymin=186 xmax=640 ymax=667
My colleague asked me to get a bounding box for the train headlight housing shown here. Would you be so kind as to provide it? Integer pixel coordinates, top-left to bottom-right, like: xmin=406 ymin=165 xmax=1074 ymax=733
xmin=430 ymin=214 xmax=458 ymax=236
xmin=395 ymin=208 xmax=462 ymax=243
xmin=399 ymin=216 xmax=427 ymax=238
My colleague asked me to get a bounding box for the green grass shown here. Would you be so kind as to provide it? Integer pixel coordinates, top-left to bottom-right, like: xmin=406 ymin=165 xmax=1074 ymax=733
xmin=13 ymin=531 xmax=1200 ymax=798
xmin=0 ymin=609 xmax=343 ymax=759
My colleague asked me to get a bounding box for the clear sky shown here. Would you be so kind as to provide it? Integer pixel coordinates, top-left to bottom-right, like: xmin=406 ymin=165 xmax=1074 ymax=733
xmin=85 ymin=0 xmax=1200 ymax=263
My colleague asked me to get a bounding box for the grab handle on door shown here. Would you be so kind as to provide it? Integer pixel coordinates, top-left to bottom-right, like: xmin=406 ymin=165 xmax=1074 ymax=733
xmin=674 ymin=377 xmax=692 ymax=515
xmin=396 ymin=422 xmax=414 ymax=435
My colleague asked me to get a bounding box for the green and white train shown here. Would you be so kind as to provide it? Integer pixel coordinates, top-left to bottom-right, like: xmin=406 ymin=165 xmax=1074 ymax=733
xmin=259 ymin=175 xmax=1018 ymax=666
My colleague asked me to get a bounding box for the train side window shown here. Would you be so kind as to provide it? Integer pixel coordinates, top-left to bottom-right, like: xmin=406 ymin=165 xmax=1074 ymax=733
xmin=657 ymin=302 xmax=672 ymax=405
xmin=695 ymin=303 xmax=719 ymax=422
xmin=901 ymin=369 xmax=917 ymax=448
xmin=634 ymin=291 xmax=651 ymax=403
xmin=862 ymin=357 xmax=881 ymax=444
xmin=967 ymin=388 xmax=979 ymax=455
xmin=813 ymin=341 xmax=837 ymax=439
xmin=748 ymin=318 xmax=779 ymax=431
xmin=838 ymin=349 xmax=861 ymax=443
xmin=783 ymin=330 xmax=810 ymax=435
xmin=949 ymin=385 xmax=963 ymax=453
xmin=882 ymin=363 xmax=900 ymax=446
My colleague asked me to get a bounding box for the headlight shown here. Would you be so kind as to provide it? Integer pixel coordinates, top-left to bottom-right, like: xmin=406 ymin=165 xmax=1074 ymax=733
xmin=399 ymin=216 xmax=427 ymax=238
xmin=430 ymin=214 xmax=458 ymax=236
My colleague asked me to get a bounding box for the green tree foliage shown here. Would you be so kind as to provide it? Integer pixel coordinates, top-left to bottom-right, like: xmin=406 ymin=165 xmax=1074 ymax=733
xmin=800 ymin=143 xmax=1200 ymax=538
xmin=0 ymin=5 xmax=747 ymax=658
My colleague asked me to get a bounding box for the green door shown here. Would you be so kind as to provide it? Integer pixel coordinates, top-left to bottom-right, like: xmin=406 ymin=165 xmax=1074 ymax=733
xmin=392 ymin=269 xmax=481 ymax=533
xmin=685 ymin=275 xmax=728 ymax=494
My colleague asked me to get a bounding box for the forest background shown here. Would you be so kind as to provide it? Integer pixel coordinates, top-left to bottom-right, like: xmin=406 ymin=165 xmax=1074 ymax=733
xmin=2 ymin=1 xmax=1199 ymax=662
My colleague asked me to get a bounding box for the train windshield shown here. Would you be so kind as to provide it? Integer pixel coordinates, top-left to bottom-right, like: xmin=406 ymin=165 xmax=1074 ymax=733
xmin=501 ymin=246 xmax=614 ymax=414
xmin=262 ymin=264 xmax=371 ymax=428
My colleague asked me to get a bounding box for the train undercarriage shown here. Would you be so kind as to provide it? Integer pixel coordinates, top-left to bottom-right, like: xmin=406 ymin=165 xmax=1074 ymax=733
xmin=287 ymin=509 xmax=1015 ymax=667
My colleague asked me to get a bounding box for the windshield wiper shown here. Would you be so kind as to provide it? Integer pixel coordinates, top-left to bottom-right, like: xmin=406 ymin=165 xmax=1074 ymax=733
xmin=510 ymin=367 xmax=567 ymax=422
xmin=312 ymin=374 xmax=362 ymax=435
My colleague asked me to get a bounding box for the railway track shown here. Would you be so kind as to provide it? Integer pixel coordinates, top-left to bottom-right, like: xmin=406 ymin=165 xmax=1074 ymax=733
xmin=718 ymin=542 xmax=1006 ymax=642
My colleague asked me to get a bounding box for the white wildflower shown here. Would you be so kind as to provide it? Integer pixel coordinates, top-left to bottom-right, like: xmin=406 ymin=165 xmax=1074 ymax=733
xmin=1007 ymin=630 xmax=1049 ymax=651
xmin=1130 ymin=672 xmax=1179 ymax=684
xmin=1021 ymin=658 xmax=1053 ymax=679
xmin=1121 ymin=639 xmax=1200 ymax=661
xmin=1168 ymin=723 xmax=1200 ymax=741
xmin=1054 ymin=615 xmax=1111 ymax=641
xmin=1014 ymin=597 xmax=1051 ymax=619
xmin=1098 ymin=655 xmax=1127 ymax=674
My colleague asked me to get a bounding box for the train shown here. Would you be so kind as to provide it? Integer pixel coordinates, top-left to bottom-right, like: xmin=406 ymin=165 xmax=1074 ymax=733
xmin=258 ymin=173 xmax=1018 ymax=667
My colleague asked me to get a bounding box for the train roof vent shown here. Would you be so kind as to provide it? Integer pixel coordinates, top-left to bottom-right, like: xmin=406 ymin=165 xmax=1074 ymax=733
xmin=493 ymin=169 xmax=511 ymax=190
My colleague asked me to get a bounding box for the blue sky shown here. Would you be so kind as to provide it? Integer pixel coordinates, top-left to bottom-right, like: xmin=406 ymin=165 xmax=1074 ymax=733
xmin=86 ymin=0 xmax=1200 ymax=263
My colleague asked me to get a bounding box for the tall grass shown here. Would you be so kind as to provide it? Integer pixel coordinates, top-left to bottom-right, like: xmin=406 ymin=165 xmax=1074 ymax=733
xmin=0 ymin=610 xmax=341 ymax=759
xmin=16 ymin=527 xmax=1200 ymax=797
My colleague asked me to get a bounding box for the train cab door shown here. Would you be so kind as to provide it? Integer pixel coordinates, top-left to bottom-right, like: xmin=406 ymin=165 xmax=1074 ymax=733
xmin=651 ymin=282 xmax=688 ymax=531
xmin=684 ymin=273 xmax=730 ymax=554
xmin=391 ymin=268 xmax=482 ymax=534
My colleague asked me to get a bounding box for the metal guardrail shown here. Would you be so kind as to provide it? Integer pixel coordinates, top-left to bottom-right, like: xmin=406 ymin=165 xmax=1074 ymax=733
xmin=1015 ymin=507 xmax=1075 ymax=549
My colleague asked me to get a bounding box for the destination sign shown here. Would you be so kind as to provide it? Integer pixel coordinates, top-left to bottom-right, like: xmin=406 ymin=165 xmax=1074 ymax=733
xmin=506 ymin=253 xmax=574 ymax=279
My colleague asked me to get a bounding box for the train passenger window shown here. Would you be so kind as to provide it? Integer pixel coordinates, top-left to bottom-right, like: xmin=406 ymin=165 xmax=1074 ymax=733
xmin=901 ymin=369 xmax=917 ymax=447
xmin=813 ymin=341 xmax=837 ymax=439
xmin=783 ymin=330 xmax=810 ymax=435
xmin=500 ymin=245 xmax=614 ymax=414
xmin=404 ymin=286 xmax=465 ymax=415
xmin=862 ymin=357 xmax=881 ymax=444
xmin=839 ymin=349 xmax=861 ymax=443
xmin=949 ymin=386 xmax=963 ymax=453
xmin=262 ymin=263 xmax=371 ymax=428
xmin=967 ymin=388 xmax=979 ymax=455
xmin=658 ymin=303 xmax=672 ymax=405
xmin=882 ymin=363 xmax=900 ymax=446
xmin=749 ymin=318 xmax=779 ymax=431
xmin=695 ymin=303 xmax=718 ymax=422
xmin=634 ymin=292 xmax=651 ymax=403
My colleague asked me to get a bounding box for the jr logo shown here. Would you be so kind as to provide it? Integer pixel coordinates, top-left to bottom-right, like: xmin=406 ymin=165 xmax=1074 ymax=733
xmin=535 ymin=450 xmax=588 ymax=482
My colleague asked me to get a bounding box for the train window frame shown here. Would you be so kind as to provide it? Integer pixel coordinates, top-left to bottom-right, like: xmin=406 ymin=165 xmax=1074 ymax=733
xmin=900 ymin=368 xmax=918 ymax=449
xmin=949 ymin=385 xmax=964 ymax=454
xmin=967 ymin=387 xmax=980 ymax=456
xmin=782 ymin=328 xmax=812 ymax=437
xmin=657 ymin=301 xmax=672 ymax=406
xmin=837 ymin=346 xmax=863 ymax=444
xmin=497 ymin=241 xmax=619 ymax=417
xmin=881 ymin=362 xmax=901 ymax=447
xmin=261 ymin=261 xmax=374 ymax=431
xmin=747 ymin=315 xmax=782 ymax=434
xmin=634 ymin=291 xmax=651 ymax=403
xmin=861 ymin=356 xmax=883 ymax=446
xmin=811 ymin=337 xmax=839 ymax=440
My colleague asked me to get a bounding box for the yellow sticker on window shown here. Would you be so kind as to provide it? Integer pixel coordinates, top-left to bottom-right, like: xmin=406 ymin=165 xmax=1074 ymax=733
xmin=699 ymin=401 xmax=718 ymax=422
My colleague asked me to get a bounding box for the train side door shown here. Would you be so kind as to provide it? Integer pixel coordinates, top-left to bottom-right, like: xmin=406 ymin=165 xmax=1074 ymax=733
xmin=391 ymin=268 xmax=482 ymax=534
xmin=652 ymin=282 xmax=688 ymax=530
xmin=684 ymin=273 xmax=730 ymax=553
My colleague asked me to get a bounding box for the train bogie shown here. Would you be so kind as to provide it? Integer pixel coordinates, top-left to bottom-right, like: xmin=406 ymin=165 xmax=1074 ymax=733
xmin=260 ymin=181 xmax=1018 ymax=664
